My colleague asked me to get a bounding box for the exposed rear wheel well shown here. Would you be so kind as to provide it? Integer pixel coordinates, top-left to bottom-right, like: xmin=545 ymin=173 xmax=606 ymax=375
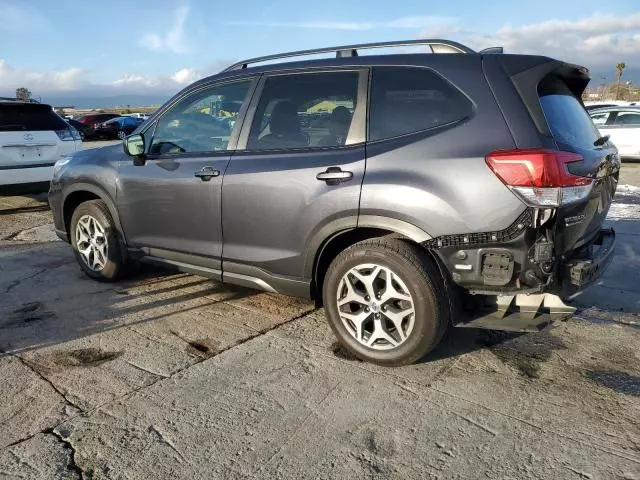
xmin=63 ymin=191 xmax=101 ymax=240
xmin=313 ymin=228 xmax=412 ymax=304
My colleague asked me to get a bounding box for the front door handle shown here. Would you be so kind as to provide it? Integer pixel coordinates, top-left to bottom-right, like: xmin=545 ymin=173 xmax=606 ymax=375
xmin=194 ymin=166 xmax=220 ymax=181
xmin=316 ymin=167 xmax=353 ymax=185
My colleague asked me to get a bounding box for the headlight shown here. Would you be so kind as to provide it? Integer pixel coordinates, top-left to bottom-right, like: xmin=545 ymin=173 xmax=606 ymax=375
xmin=53 ymin=156 xmax=72 ymax=178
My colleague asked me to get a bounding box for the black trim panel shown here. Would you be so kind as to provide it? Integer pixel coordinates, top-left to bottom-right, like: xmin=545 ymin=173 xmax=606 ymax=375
xmin=0 ymin=162 xmax=55 ymax=170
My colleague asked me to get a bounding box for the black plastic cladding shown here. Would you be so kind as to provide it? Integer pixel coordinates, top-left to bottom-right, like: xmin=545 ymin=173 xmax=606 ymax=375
xmin=423 ymin=209 xmax=533 ymax=249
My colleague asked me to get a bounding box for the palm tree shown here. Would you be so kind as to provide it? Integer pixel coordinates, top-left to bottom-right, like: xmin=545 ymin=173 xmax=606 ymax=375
xmin=615 ymin=62 xmax=626 ymax=100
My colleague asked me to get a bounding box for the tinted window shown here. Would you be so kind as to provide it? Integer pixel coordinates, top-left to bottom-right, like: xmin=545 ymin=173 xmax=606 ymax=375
xmin=539 ymin=76 xmax=600 ymax=148
xmin=247 ymin=71 xmax=359 ymax=150
xmin=369 ymin=67 xmax=472 ymax=142
xmin=0 ymin=104 xmax=68 ymax=131
xmin=589 ymin=111 xmax=611 ymax=125
xmin=150 ymin=80 xmax=252 ymax=155
xmin=613 ymin=112 xmax=640 ymax=125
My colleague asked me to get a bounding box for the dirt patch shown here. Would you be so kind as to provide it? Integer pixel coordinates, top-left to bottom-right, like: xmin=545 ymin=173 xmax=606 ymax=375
xmin=330 ymin=342 xmax=361 ymax=362
xmin=49 ymin=348 xmax=124 ymax=368
xmin=3 ymin=302 xmax=56 ymax=327
xmin=477 ymin=330 xmax=566 ymax=379
xmin=585 ymin=370 xmax=640 ymax=397
xmin=187 ymin=339 xmax=221 ymax=358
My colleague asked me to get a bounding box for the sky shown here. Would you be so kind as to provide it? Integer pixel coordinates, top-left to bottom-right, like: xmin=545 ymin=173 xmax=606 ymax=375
xmin=1 ymin=0 xmax=640 ymax=102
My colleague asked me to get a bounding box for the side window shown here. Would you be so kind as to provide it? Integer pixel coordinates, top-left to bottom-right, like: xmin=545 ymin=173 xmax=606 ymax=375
xmin=247 ymin=71 xmax=359 ymax=150
xmin=369 ymin=67 xmax=472 ymax=142
xmin=589 ymin=112 xmax=610 ymax=125
xmin=150 ymin=80 xmax=252 ymax=155
xmin=613 ymin=112 xmax=640 ymax=126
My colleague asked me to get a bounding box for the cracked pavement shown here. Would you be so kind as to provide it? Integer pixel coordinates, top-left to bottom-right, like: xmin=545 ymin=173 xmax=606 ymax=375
xmin=0 ymin=163 xmax=638 ymax=479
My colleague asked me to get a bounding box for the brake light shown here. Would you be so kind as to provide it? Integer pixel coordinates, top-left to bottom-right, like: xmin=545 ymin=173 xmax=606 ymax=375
xmin=486 ymin=149 xmax=594 ymax=207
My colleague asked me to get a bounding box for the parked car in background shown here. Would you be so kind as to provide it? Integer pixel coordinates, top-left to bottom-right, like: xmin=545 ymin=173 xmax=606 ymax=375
xmin=66 ymin=119 xmax=91 ymax=140
xmin=93 ymin=116 xmax=140 ymax=139
xmin=1 ymin=100 xmax=81 ymax=190
xmin=588 ymin=106 xmax=640 ymax=160
xmin=75 ymin=113 xmax=121 ymax=129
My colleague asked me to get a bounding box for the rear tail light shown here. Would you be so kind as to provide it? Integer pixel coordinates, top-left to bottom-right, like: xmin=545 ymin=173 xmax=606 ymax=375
xmin=56 ymin=128 xmax=80 ymax=141
xmin=485 ymin=149 xmax=593 ymax=207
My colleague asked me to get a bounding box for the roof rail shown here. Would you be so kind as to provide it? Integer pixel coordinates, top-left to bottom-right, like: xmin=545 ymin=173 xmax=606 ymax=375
xmin=222 ymin=39 xmax=476 ymax=72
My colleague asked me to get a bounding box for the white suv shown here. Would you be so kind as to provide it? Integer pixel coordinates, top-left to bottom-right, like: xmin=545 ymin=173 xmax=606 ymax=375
xmin=0 ymin=100 xmax=82 ymax=189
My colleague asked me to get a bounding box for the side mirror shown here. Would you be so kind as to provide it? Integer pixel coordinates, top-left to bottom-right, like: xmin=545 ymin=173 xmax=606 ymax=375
xmin=123 ymin=134 xmax=146 ymax=166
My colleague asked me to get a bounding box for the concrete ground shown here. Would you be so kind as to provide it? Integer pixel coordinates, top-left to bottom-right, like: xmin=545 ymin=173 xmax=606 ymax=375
xmin=0 ymin=159 xmax=638 ymax=479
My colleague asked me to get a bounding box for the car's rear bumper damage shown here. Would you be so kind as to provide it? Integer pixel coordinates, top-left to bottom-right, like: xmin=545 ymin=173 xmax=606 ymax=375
xmin=428 ymin=215 xmax=616 ymax=331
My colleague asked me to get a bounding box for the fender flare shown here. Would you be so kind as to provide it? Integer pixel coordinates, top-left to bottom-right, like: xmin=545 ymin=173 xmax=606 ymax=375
xmin=304 ymin=215 xmax=432 ymax=280
xmin=62 ymin=182 xmax=126 ymax=244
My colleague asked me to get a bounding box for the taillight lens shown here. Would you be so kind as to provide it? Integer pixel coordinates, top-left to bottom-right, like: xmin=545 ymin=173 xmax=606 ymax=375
xmin=56 ymin=128 xmax=80 ymax=141
xmin=486 ymin=149 xmax=594 ymax=207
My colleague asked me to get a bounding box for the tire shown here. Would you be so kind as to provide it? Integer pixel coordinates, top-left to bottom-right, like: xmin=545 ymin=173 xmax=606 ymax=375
xmin=117 ymin=130 xmax=126 ymax=140
xmin=70 ymin=200 xmax=126 ymax=282
xmin=323 ymin=238 xmax=449 ymax=366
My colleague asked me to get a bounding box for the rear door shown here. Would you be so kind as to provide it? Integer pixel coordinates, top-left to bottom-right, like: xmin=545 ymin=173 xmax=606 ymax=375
xmin=538 ymin=74 xmax=620 ymax=254
xmin=222 ymin=69 xmax=367 ymax=283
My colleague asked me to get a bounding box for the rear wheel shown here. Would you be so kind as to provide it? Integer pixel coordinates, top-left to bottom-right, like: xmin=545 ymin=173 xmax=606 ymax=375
xmin=323 ymin=238 xmax=449 ymax=366
xmin=70 ymin=200 xmax=126 ymax=281
xmin=117 ymin=130 xmax=127 ymax=140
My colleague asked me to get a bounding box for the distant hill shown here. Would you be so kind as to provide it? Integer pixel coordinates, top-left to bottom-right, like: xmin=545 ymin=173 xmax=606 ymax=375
xmin=37 ymin=93 xmax=172 ymax=109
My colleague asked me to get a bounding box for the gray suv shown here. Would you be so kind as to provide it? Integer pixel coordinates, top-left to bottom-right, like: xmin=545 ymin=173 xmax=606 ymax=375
xmin=49 ymin=39 xmax=619 ymax=365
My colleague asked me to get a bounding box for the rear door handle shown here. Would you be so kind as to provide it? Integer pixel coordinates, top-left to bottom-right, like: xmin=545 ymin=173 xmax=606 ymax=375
xmin=316 ymin=167 xmax=353 ymax=185
xmin=194 ymin=166 xmax=220 ymax=181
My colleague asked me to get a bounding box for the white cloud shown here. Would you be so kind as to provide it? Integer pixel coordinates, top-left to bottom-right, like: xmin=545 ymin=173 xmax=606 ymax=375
xmin=0 ymin=59 xmax=86 ymax=91
xmin=460 ymin=13 xmax=640 ymax=68
xmin=139 ymin=4 xmax=190 ymax=53
xmin=112 ymin=74 xmax=162 ymax=88
xmin=226 ymin=16 xmax=456 ymax=31
xmin=170 ymin=67 xmax=201 ymax=84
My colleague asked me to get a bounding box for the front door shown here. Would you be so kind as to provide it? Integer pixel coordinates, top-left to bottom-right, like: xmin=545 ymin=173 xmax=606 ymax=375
xmin=117 ymin=78 xmax=256 ymax=268
xmin=222 ymin=69 xmax=367 ymax=285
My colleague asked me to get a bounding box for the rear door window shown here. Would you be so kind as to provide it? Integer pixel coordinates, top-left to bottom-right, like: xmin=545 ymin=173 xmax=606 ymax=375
xmin=0 ymin=104 xmax=68 ymax=131
xmin=368 ymin=67 xmax=472 ymax=142
xmin=538 ymin=77 xmax=601 ymax=148
xmin=246 ymin=71 xmax=360 ymax=150
xmin=613 ymin=111 xmax=640 ymax=125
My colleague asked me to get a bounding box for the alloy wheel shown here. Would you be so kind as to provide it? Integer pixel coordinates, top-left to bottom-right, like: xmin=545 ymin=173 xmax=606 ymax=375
xmin=75 ymin=214 xmax=108 ymax=271
xmin=336 ymin=263 xmax=416 ymax=350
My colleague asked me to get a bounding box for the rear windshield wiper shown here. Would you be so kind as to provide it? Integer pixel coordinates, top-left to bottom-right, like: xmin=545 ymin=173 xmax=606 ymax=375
xmin=594 ymin=135 xmax=610 ymax=147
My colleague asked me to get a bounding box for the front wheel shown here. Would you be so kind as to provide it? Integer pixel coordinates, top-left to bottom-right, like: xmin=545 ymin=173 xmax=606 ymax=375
xmin=70 ymin=200 xmax=127 ymax=281
xmin=323 ymin=238 xmax=449 ymax=366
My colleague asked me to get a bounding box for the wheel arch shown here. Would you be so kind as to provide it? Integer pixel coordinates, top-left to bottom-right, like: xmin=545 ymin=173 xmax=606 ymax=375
xmin=62 ymin=183 xmax=125 ymax=245
xmin=309 ymin=216 xmax=433 ymax=303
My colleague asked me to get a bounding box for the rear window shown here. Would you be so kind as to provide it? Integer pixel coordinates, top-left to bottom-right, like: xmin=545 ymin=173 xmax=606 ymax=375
xmin=538 ymin=76 xmax=600 ymax=148
xmin=369 ymin=67 xmax=472 ymax=142
xmin=0 ymin=104 xmax=68 ymax=132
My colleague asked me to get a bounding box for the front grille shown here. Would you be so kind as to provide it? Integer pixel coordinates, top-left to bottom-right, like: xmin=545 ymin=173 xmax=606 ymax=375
xmin=424 ymin=209 xmax=532 ymax=249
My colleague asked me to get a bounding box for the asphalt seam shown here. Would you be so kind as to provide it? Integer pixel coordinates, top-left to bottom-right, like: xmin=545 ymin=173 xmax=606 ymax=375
xmin=0 ymin=306 xmax=318 ymax=456
xmin=46 ymin=428 xmax=84 ymax=480
xmin=256 ymin=321 xmax=640 ymax=466
xmin=0 ymin=349 xmax=84 ymax=414
xmin=3 ymin=268 xmax=48 ymax=293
